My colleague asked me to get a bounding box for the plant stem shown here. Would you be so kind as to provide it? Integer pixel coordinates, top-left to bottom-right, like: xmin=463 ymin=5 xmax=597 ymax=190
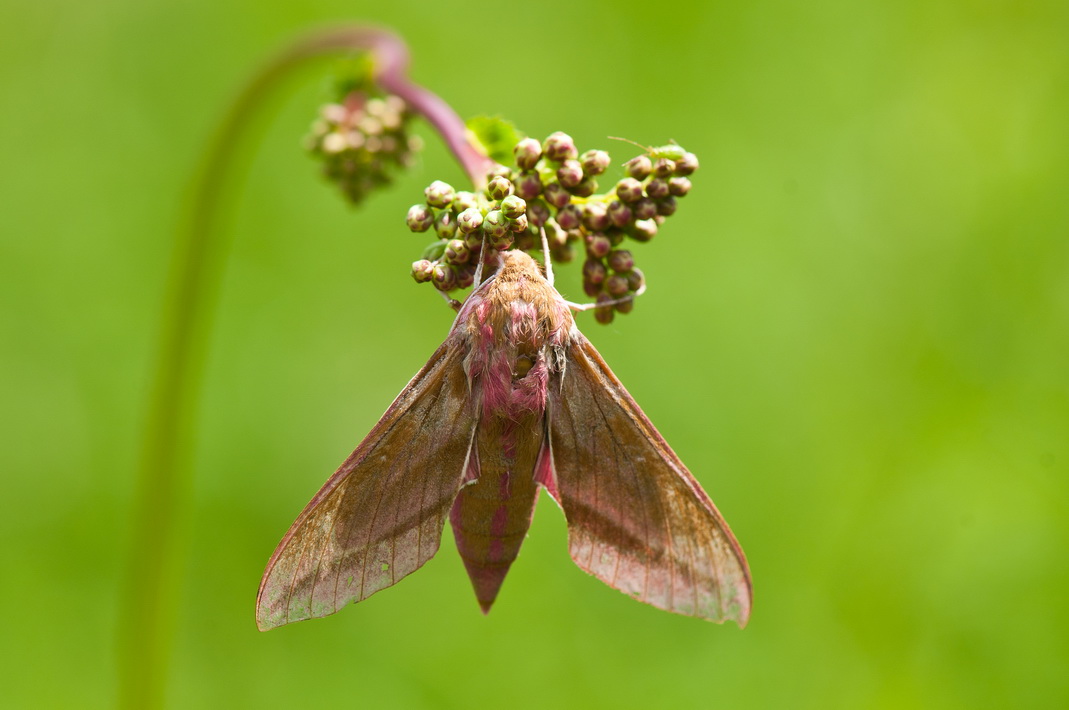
xmin=119 ymin=26 xmax=490 ymax=709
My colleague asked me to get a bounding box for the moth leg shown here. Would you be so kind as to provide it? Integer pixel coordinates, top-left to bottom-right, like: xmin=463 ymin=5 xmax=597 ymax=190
xmin=472 ymin=233 xmax=488 ymax=290
xmin=565 ymin=283 xmax=647 ymax=312
xmin=436 ymin=289 xmax=462 ymax=311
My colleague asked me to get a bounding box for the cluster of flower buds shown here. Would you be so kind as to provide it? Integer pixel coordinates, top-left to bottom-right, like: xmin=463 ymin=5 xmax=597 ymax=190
xmin=405 ymin=131 xmax=697 ymax=324
xmin=406 ymin=174 xmax=532 ymax=293
xmin=306 ymin=92 xmax=422 ymax=204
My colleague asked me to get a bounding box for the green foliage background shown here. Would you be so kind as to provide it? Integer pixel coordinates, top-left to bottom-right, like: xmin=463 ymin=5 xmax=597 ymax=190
xmin=2 ymin=1 xmax=1067 ymax=707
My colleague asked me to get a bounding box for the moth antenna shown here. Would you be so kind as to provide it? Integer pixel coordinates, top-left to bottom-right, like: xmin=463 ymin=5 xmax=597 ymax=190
xmin=566 ymin=282 xmax=648 ymax=312
xmin=471 ymin=232 xmax=488 ymax=290
xmin=540 ymin=226 xmax=555 ymax=287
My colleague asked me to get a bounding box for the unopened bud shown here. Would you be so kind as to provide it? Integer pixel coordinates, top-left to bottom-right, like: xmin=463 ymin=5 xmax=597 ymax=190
xmin=632 ymin=198 xmax=658 ymax=220
xmin=607 ymin=249 xmax=634 ymax=272
xmin=431 ymin=263 xmax=457 ymax=291
xmin=457 ymin=207 xmax=485 ymax=234
xmin=631 ymin=218 xmax=658 ymax=242
xmin=626 ymin=267 xmax=645 ymax=291
xmin=451 ymin=190 xmax=479 ymax=212
xmin=586 ymin=233 xmax=611 ymax=258
xmin=483 ymin=209 xmax=509 ymax=240
xmin=625 ymin=155 xmax=653 ymax=180
xmin=582 ymin=202 xmax=610 ymax=232
xmin=594 ymin=293 xmax=615 ymax=325
xmin=509 ymin=213 xmax=529 ymax=233
xmin=615 ymin=178 xmax=644 ymax=203
xmin=455 ymin=263 xmax=477 ymax=289
xmin=406 ymin=204 xmax=435 ymax=232
xmin=605 ymin=274 xmax=630 ymax=297
xmin=514 ymin=137 xmax=543 ymax=170
xmin=552 ymin=244 xmax=576 ymax=264
xmin=487 ymin=176 xmax=514 ymax=201
xmin=501 ymin=194 xmax=527 ymax=219
xmin=444 ymin=239 xmax=470 ymax=264
xmin=607 ymin=200 xmax=632 ymax=228
xmin=570 ymin=176 xmax=597 ymax=198
xmin=543 ymin=131 xmax=578 ymax=162
xmin=653 ymin=157 xmax=676 ymax=178
xmin=542 ymin=181 xmax=571 ymax=208
xmin=614 ymin=298 xmax=634 ymax=315
xmin=526 ymin=199 xmax=551 ymax=229
xmin=581 ymin=149 xmax=611 ymax=176
xmin=425 ymin=180 xmax=455 ymax=208
xmin=674 ymin=152 xmax=699 ymax=175
xmin=583 ymin=258 xmax=607 ymax=285
xmin=435 ymin=211 xmax=458 ymax=239
xmin=557 ymin=160 xmax=584 ymax=188
xmin=668 ymin=177 xmax=692 ymax=197
xmin=645 ymin=178 xmax=670 ymax=200
xmin=656 ymin=196 xmax=677 ymax=216
xmin=514 ymin=171 xmax=543 ymax=200
xmin=411 ymin=259 xmax=434 ymax=283
xmin=556 ymin=204 xmax=583 ymax=230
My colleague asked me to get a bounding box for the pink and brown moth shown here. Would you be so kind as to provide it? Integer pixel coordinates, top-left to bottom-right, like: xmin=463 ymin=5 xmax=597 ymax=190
xmin=256 ymin=250 xmax=752 ymax=630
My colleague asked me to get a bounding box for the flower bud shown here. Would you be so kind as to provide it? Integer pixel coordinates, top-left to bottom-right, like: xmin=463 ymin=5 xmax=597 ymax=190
xmin=582 ymin=202 xmax=610 ymax=232
xmin=514 ymin=137 xmax=543 ymax=170
xmin=444 ymin=239 xmax=470 ymax=265
xmin=526 ymin=199 xmax=551 ymax=229
xmin=607 ymin=249 xmax=634 ymax=272
xmin=653 ymin=157 xmax=676 ymax=178
xmin=411 ymin=259 xmax=434 ymax=283
xmin=570 ymin=176 xmax=597 ymax=198
xmin=605 ymin=274 xmax=630 ymax=297
xmin=545 ymin=219 xmax=567 ymax=247
xmin=514 ymin=231 xmax=536 ymax=251
xmin=625 ymin=155 xmax=653 ymax=180
xmin=435 ymin=210 xmax=458 ymax=239
xmin=406 ymin=204 xmax=435 ymax=232
xmin=457 ymin=207 xmax=485 ymax=234
xmin=488 ymin=230 xmax=514 ymax=251
xmin=464 ymin=229 xmax=484 ymax=250
xmin=668 ymin=177 xmax=692 ymax=197
xmin=632 ymin=198 xmax=658 ymax=220
xmin=645 ymin=178 xmax=670 ymax=200
xmin=626 ymin=267 xmax=645 ymax=291
xmin=543 ymin=131 xmax=578 ymax=162
xmin=487 ymin=164 xmax=512 ymax=180
xmin=614 ymin=298 xmax=634 ymax=315
xmin=557 ymin=160 xmax=584 ymax=188
xmin=594 ymin=293 xmax=615 ymax=325
xmin=455 ymin=263 xmax=477 ymax=289
xmin=583 ymin=258 xmax=607 ymax=285
xmin=514 ymin=171 xmax=543 ymax=200
xmin=431 ymin=263 xmax=457 ymax=291
xmin=631 ymin=218 xmax=658 ymax=242
xmin=586 ymin=233 xmax=612 ymax=258
xmin=501 ymin=194 xmax=527 ymax=219
xmin=425 ymin=180 xmax=455 ymax=208
xmin=556 ymin=204 xmax=583 ymax=230
xmin=553 ymin=244 xmax=576 ymax=263
xmin=606 ymin=228 xmax=625 ymax=246
xmin=542 ymin=181 xmax=571 ymax=208
xmin=487 ymin=175 xmax=514 ymax=201
xmin=607 ymin=200 xmax=632 ymax=228
xmin=580 ymin=149 xmax=611 ymax=176
xmin=582 ymin=279 xmax=601 ymax=298
xmin=451 ymin=190 xmax=479 ymax=211
xmin=483 ymin=209 xmax=509 ymax=240
xmin=656 ymin=196 xmax=677 ymax=216
xmin=674 ymin=152 xmax=699 ymax=175
xmin=509 ymin=213 xmax=529 ymax=233
xmin=615 ymin=178 xmax=644 ymax=203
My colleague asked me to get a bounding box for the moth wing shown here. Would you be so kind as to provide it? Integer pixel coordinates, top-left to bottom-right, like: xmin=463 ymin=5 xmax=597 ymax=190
xmin=544 ymin=334 xmax=752 ymax=626
xmin=257 ymin=341 xmax=476 ymax=630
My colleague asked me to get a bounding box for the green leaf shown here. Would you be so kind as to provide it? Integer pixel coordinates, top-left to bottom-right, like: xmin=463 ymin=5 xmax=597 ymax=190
xmin=466 ymin=115 xmax=524 ymax=165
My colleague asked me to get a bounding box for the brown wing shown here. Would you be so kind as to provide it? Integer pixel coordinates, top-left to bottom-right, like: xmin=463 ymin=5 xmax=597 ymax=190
xmin=545 ymin=333 xmax=752 ymax=626
xmin=256 ymin=341 xmax=476 ymax=630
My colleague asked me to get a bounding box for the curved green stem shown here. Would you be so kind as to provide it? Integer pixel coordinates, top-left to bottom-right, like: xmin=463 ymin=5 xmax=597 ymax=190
xmin=118 ymin=26 xmax=489 ymax=709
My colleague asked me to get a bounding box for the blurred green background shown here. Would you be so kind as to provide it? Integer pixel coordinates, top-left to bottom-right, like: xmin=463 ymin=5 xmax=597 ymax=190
xmin=3 ymin=0 xmax=1067 ymax=707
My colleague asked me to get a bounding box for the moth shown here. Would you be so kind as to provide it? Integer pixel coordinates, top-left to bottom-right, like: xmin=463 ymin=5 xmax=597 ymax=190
xmin=256 ymin=249 xmax=752 ymax=630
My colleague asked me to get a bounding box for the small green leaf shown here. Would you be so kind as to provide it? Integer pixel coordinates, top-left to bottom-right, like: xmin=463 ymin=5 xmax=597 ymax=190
xmin=421 ymin=240 xmax=447 ymax=261
xmin=467 ymin=115 xmax=525 ymax=165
